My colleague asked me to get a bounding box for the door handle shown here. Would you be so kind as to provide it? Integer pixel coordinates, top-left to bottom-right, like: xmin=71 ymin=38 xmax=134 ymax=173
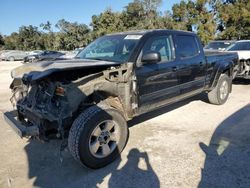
xmin=172 ymin=66 xmax=178 ymax=72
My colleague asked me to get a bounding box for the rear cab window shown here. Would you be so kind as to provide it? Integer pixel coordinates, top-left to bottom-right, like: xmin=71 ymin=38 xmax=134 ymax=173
xmin=175 ymin=35 xmax=200 ymax=59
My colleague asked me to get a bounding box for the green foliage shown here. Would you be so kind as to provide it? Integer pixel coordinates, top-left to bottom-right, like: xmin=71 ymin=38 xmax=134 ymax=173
xmin=3 ymin=33 xmax=18 ymax=50
xmin=55 ymin=19 xmax=90 ymax=50
xmin=214 ymin=0 xmax=250 ymax=40
xmin=0 ymin=34 xmax=4 ymax=48
xmin=122 ymin=0 xmax=146 ymax=30
xmin=2 ymin=0 xmax=250 ymax=50
xmin=172 ymin=0 xmax=217 ymax=44
xmin=91 ymin=8 xmax=125 ymax=38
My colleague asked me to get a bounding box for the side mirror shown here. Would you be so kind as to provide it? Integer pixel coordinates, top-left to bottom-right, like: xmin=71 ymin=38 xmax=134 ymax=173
xmin=142 ymin=51 xmax=161 ymax=64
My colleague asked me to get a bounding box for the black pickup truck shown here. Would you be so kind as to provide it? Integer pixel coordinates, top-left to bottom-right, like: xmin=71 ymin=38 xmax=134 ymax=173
xmin=4 ymin=30 xmax=238 ymax=169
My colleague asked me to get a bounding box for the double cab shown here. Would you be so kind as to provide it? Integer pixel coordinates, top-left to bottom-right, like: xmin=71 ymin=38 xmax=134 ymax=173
xmin=4 ymin=30 xmax=238 ymax=169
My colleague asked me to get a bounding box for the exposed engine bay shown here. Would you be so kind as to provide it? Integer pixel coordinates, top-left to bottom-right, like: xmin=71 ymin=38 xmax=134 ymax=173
xmin=9 ymin=63 xmax=135 ymax=140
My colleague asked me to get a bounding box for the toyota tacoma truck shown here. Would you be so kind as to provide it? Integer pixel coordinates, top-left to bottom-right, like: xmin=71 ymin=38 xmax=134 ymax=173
xmin=4 ymin=30 xmax=238 ymax=169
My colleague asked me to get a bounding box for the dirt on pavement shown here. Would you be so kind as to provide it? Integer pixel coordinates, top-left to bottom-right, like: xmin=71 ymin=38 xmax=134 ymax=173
xmin=0 ymin=60 xmax=250 ymax=188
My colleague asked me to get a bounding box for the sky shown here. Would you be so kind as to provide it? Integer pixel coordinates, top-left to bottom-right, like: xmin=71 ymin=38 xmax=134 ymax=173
xmin=0 ymin=0 xmax=181 ymax=36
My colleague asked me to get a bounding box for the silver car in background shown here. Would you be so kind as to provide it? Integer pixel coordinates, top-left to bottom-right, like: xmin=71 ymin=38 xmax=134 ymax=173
xmin=1 ymin=50 xmax=28 ymax=61
xmin=0 ymin=50 xmax=12 ymax=60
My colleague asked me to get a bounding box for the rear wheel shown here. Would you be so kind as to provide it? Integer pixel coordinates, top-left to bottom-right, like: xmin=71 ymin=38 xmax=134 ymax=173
xmin=208 ymin=74 xmax=231 ymax=105
xmin=68 ymin=104 xmax=128 ymax=169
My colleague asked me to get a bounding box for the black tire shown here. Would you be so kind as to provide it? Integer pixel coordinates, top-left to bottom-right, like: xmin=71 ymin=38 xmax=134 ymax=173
xmin=68 ymin=104 xmax=128 ymax=169
xmin=208 ymin=74 xmax=231 ymax=105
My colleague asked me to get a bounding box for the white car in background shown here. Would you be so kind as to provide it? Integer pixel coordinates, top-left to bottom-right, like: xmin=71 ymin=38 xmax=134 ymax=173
xmin=0 ymin=50 xmax=13 ymax=60
xmin=226 ymin=40 xmax=250 ymax=79
xmin=0 ymin=50 xmax=28 ymax=61
xmin=60 ymin=48 xmax=84 ymax=59
xmin=226 ymin=40 xmax=250 ymax=59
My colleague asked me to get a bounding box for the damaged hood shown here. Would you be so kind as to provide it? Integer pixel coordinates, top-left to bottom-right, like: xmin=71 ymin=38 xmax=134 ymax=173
xmin=11 ymin=59 xmax=122 ymax=81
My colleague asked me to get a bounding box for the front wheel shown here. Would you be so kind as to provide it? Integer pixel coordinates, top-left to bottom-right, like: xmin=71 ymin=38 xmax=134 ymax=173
xmin=208 ymin=74 xmax=231 ymax=105
xmin=68 ymin=104 xmax=128 ymax=169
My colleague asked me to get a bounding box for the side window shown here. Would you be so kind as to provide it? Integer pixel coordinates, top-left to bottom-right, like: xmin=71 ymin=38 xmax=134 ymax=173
xmin=247 ymin=43 xmax=250 ymax=50
xmin=228 ymin=42 xmax=250 ymax=51
xmin=176 ymin=35 xmax=199 ymax=58
xmin=142 ymin=35 xmax=174 ymax=62
xmin=240 ymin=42 xmax=250 ymax=50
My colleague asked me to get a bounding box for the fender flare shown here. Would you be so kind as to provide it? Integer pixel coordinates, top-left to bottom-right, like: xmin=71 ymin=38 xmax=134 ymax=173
xmin=209 ymin=61 xmax=234 ymax=90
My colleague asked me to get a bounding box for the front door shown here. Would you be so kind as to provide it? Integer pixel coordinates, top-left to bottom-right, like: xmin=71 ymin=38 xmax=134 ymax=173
xmin=135 ymin=34 xmax=179 ymax=112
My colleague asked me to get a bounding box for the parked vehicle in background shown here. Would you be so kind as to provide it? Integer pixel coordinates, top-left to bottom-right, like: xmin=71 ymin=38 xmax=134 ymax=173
xmin=204 ymin=40 xmax=235 ymax=51
xmin=0 ymin=50 xmax=11 ymax=56
xmin=4 ymin=30 xmax=238 ymax=169
xmin=1 ymin=50 xmax=28 ymax=61
xmin=23 ymin=50 xmax=65 ymax=63
xmin=28 ymin=50 xmax=43 ymax=56
xmin=0 ymin=50 xmax=12 ymax=60
xmin=60 ymin=48 xmax=84 ymax=59
xmin=226 ymin=40 xmax=250 ymax=79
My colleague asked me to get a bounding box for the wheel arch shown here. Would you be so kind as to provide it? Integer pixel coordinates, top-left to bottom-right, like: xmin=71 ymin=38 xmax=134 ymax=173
xmin=209 ymin=61 xmax=234 ymax=91
xmin=85 ymin=91 xmax=129 ymax=120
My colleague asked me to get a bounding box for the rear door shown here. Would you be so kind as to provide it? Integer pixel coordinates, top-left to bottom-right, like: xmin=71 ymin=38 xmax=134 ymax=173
xmin=174 ymin=35 xmax=206 ymax=95
xmin=135 ymin=34 xmax=179 ymax=112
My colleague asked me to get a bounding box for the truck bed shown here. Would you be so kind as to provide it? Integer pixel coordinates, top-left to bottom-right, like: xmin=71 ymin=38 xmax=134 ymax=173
xmin=204 ymin=50 xmax=239 ymax=79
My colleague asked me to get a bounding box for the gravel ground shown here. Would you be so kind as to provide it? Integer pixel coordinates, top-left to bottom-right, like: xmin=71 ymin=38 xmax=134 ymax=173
xmin=0 ymin=60 xmax=250 ymax=188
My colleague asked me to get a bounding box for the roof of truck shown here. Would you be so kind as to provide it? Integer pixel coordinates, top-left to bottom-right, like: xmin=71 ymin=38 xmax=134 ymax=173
xmin=107 ymin=29 xmax=194 ymax=36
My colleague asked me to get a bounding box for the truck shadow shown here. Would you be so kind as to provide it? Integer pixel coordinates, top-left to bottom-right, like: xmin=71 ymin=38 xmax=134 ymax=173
xmin=25 ymin=142 xmax=159 ymax=188
xmin=233 ymin=78 xmax=250 ymax=85
xmin=198 ymin=104 xmax=250 ymax=187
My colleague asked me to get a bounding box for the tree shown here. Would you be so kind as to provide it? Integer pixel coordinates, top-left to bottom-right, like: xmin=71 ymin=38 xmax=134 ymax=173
xmin=17 ymin=25 xmax=43 ymax=50
xmin=40 ymin=21 xmax=55 ymax=50
xmin=122 ymin=0 xmax=146 ymax=29
xmin=91 ymin=8 xmax=125 ymax=38
xmin=3 ymin=32 xmax=19 ymax=50
xmin=0 ymin=34 xmax=4 ymax=48
xmin=172 ymin=0 xmax=216 ymax=44
xmin=142 ymin=0 xmax=162 ymax=28
xmin=40 ymin=21 xmax=52 ymax=32
xmin=213 ymin=0 xmax=250 ymax=39
xmin=154 ymin=11 xmax=175 ymax=29
xmin=122 ymin=0 xmax=163 ymax=30
xmin=141 ymin=0 xmax=162 ymax=12
xmin=55 ymin=19 xmax=90 ymax=50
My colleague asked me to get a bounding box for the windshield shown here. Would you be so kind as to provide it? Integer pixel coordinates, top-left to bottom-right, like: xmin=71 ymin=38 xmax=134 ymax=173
xmin=204 ymin=41 xmax=234 ymax=50
xmin=76 ymin=35 xmax=142 ymax=62
xmin=227 ymin=42 xmax=250 ymax=51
